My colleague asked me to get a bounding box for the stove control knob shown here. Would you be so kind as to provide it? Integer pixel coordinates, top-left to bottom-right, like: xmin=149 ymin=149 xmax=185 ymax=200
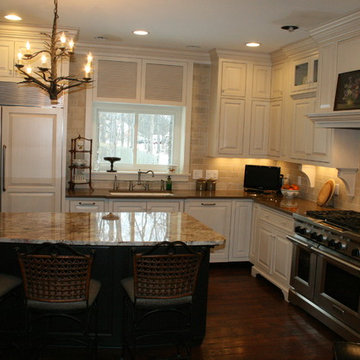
xmin=310 ymin=232 xmax=318 ymax=240
xmin=316 ymin=234 xmax=324 ymax=242
xmin=352 ymin=248 xmax=360 ymax=257
xmin=295 ymin=226 xmax=306 ymax=235
xmin=328 ymin=239 xmax=336 ymax=247
xmin=334 ymin=241 xmax=345 ymax=250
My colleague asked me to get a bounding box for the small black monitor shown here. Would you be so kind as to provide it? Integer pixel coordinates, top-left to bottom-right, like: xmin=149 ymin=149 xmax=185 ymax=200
xmin=244 ymin=165 xmax=281 ymax=193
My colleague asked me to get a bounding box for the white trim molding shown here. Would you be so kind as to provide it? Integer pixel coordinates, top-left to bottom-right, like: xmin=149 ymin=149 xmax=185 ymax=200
xmin=307 ymin=111 xmax=360 ymax=128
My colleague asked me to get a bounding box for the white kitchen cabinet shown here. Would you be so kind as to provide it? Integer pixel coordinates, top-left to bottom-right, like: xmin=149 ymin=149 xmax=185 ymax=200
xmin=252 ymin=65 xmax=271 ymax=99
xmin=270 ymin=63 xmax=285 ymax=99
xmin=229 ymin=200 xmax=252 ymax=261
xmin=250 ymin=204 xmax=293 ymax=301
xmin=221 ymin=62 xmax=247 ymax=98
xmin=291 ymin=55 xmax=318 ymax=93
xmin=0 ymin=40 xmax=14 ymax=78
xmin=69 ymin=199 xmax=106 ymax=212
xmin=184 ymin=199 xmax=232 ymax=262
xmin=1 ymin=106 xmax=64 ymax=212
xmin=268 ymin=100 xmax=283 ymax=157
xmin=290 ymin=96 xmax=331 ymax=163
xmin=209 ymin=53 xmax=272 ymax=158
xmin=249 ymin=100 xmax=270 ymax=156
xmin=218 ymin=98 xmax=246 ymax=155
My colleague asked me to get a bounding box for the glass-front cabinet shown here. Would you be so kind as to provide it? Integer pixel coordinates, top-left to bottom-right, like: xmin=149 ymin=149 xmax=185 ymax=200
xmin=292 ymin=55 xmax=318 ymax=93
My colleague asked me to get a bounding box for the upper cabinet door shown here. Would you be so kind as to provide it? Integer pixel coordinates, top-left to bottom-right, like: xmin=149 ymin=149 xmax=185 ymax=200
xmin=218 ymin=98 xmax=246 ymax=155
xmin=291 ymin=55 xmax=318 ymax=93
xmin=252 ymin=65 xmax=271 ymax=99
xmin=271 ymin=64 xmax=284 ymax=99
xmin=221 ymin=62 xmax=247 ymax=97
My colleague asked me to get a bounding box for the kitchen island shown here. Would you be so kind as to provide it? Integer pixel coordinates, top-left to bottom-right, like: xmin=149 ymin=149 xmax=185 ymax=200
xmin=0 ymin=211 xmax=224 ymax=347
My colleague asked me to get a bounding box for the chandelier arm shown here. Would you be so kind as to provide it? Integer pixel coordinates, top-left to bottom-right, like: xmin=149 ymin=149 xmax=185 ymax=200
xmin=23 ymin=49 xmax=52 ymax=61
xmin=61 ymin=82 xmax=92 ymax=91
xmin=16 ymin=69 xmax=51 ymax=91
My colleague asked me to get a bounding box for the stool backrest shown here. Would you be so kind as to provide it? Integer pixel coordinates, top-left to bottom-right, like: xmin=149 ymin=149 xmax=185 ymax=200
xmin=17 ymin=243 xmax=93 ymax=303
xmin=133 ymin=241 xmax=202 ymax=300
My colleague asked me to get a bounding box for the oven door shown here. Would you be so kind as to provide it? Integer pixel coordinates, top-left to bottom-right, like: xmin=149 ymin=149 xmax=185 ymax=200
xmin=313 ymin=247 xmax=360 ymax=332
xmin=287 ymin=235 xmax=317 ymax=300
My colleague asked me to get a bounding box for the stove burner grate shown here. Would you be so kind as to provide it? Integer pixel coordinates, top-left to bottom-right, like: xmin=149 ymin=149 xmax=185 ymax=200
xmin=306 ymin=210 xmax=360 ymax=233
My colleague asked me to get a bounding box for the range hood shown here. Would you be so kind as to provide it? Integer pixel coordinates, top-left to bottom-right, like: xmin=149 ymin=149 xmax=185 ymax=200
xmin=308 ymin=111 xmax=360 ymax=128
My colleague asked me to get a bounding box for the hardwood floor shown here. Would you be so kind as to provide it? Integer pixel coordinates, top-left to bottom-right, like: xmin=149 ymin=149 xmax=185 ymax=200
xmin=4 ymin=262 xmax=341 ymax=359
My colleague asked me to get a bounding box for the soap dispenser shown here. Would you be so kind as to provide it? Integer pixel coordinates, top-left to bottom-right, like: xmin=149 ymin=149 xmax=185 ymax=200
xmin=166 ymin=175 xmax=172 ymax=191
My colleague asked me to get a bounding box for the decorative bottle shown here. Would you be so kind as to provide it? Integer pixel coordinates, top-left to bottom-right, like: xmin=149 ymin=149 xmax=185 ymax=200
xmin=166 ymin=175 xmax=172 ymax=191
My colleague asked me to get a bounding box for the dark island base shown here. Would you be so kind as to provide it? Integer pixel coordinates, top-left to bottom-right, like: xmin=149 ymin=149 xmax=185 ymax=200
xmin=0 ymin=243 xmax=211 ymax=348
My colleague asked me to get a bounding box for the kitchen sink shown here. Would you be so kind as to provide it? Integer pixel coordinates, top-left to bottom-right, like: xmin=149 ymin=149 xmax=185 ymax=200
xmin=109 ymin=191 xmax=174 ymax=197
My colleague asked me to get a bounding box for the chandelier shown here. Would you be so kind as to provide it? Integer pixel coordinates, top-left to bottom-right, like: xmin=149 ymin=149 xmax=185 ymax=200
xmin=15 ymin=0 xmax=93 ymax=104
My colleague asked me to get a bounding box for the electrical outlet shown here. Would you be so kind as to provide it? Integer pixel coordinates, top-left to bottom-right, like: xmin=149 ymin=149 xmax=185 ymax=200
xmin=205 ymin=170 xmax=218 ymax=180
xmin=192 ymin=169 xmax=203 ymax=179
xmin=334 ymin=183 xmax=340 ymax=196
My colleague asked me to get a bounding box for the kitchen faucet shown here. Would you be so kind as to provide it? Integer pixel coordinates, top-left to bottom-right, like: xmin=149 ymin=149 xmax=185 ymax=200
xmin=129 ymin=169 xmax=155 ymax=191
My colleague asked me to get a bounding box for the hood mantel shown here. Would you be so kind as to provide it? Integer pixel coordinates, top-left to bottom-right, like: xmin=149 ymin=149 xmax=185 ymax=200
xmin=307 ymin=111 xmax=360 ymax=128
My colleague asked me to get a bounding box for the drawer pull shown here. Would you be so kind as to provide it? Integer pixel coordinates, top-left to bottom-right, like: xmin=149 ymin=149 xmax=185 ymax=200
xmin=78 ymin=202 xmax=96 ymax=206
xmin=201 ymin=203 xmax=216 ymax=206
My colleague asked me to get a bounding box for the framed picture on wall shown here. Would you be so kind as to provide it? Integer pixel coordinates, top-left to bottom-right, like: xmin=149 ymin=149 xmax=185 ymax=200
xmin=334 ymin=70 xmax=360 ymax=111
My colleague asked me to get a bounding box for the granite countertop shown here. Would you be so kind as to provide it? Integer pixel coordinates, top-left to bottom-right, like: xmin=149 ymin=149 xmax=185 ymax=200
xmin=0 ymin=211 xmax=224 ymax=247
xmin=66 ymin=189 xmax=329 ymax=216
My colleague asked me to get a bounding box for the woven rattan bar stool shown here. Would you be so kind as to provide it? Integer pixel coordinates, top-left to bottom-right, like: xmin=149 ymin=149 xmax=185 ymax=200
xmin=121 ymin=241 xmax=203 ymax=360
xmin=17 ymin=243 xmax=101 ymax=359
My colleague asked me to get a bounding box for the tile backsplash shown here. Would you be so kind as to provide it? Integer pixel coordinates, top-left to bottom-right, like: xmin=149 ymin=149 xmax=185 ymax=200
xmin=67 ymin=60 xmax=360 ymax=211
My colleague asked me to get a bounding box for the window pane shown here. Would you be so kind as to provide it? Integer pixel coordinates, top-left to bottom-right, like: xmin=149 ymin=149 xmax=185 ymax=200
xmin=137 ymin=113 xmax=174 ymax=165
xmin=97 ymin=111 xmax=135 ymax=164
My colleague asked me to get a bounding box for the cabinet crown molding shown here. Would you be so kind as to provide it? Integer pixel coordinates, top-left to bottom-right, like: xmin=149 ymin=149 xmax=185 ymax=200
xmin=0 ymin=23 xmax=78 ymax=41
xmin=310 ymin=10 xmax=360 ymax=45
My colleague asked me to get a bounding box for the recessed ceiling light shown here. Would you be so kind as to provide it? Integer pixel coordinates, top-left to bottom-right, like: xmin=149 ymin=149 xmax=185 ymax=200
xmin=281 ymin=25 xmax=299 ymax=32
xmin=4 ymin=14 xmax=22 ymax=21
xmin=132 ymin=30 xmax=149 ymax=36
xmin=246 ymin=42 xmax=260 ymax=47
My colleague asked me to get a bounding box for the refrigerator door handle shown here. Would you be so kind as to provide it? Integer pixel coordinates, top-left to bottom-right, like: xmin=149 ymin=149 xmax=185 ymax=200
xmin=2 ymin=145 xmax=6 ymax=192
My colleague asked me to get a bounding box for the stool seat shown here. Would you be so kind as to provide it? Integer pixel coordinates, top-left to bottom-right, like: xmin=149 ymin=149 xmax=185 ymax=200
xmin=0 ymin=274 xmax=21 ymax=298
xmin=334 ymin=342 xmax=360 ymax=360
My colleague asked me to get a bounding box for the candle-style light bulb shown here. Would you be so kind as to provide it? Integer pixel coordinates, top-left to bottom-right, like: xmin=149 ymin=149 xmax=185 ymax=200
xmin=17 ymin=51 xmax=22 ymax=61
xmin=41 ymin=54 xmax=47 ymax=65
xmin=60 ymin=32 xmax=66 ymax=44
xmin=84 ymin=63 xmax=91 ymax=78
xmin=87 ymin=52 xmax=93 ymax=64
xmin=25 ymin=41 xmax=31 ymax=56
xmin=68 ymin=39 xmax=74 ymax=51
xmin=26 ymin=66 xmax=32 ymax=74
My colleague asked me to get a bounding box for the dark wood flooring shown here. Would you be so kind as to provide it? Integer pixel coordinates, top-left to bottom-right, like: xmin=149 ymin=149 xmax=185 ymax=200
xmin=4 ymin=262 xmax=341 ymax=359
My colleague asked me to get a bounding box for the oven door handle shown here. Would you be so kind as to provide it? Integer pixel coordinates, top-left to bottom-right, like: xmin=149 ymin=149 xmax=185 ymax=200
xmin=312 ymin=247 xmax=360 ymax=272
xmin=286 ymin=235 xmax=312 ymax=248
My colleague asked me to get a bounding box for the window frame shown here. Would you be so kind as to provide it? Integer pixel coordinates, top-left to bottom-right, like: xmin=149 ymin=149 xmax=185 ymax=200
xmin=92 ymin=102 xmax=183 ymax=172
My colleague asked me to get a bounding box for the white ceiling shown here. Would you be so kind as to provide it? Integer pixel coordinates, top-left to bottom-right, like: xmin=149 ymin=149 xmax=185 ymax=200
xmin=1 ymin=0 xmax=360 ymax=53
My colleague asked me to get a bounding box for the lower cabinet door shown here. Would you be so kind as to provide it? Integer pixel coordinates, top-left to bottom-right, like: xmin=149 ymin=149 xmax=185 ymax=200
xmin=256 ymin=221 xmax=273 ymax=273
xmin=184 ymin=200 xmax=232 ymax=262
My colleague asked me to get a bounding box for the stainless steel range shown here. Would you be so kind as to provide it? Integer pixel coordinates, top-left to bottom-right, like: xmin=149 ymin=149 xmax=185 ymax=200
xmin=287 ymin=210 xmax=360 ymax=341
